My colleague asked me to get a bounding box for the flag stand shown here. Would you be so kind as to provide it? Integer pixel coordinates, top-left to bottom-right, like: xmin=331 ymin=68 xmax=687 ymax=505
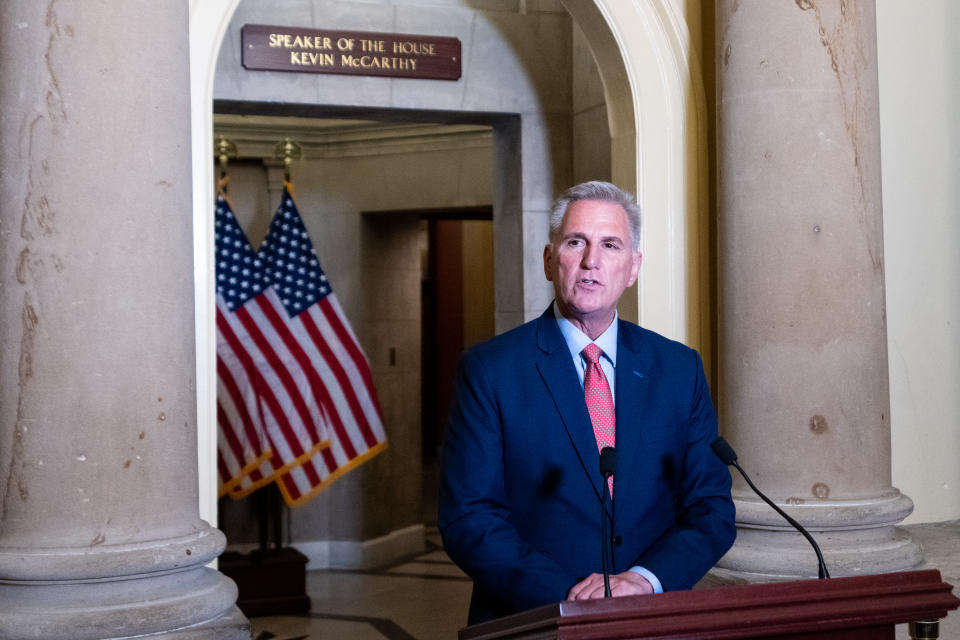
xmin=219 ymin=484 xmax=311 ymax=617
xmin=213 ymin=138 xmax=309 ymax=617
xmin=256 ymin=481 xmax=283 ymax=553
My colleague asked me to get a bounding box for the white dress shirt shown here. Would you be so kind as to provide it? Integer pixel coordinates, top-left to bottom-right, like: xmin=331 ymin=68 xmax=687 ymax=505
xmin=553 ymin=302 xmax=664 ymax=593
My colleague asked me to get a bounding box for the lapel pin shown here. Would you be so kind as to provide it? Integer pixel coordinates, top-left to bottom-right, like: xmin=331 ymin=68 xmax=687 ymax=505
xmin=633 ymin=371 xmax=644 ymax=378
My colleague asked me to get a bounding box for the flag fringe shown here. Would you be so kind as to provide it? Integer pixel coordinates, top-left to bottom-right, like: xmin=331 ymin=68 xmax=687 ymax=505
xmin=278 ymin=441 xmax=388 ymax=508
xmin=217 ymin=449 xmax=274 ymax=497
xmin=218 ymin=438 xmax=333 ymax=499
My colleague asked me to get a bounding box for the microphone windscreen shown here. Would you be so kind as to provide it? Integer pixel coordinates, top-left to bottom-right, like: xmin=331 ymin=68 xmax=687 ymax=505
xmin=711 ymin=437 xmax=738 ymax=465
xmin=599 ymin=446 xmax=617 ymax=477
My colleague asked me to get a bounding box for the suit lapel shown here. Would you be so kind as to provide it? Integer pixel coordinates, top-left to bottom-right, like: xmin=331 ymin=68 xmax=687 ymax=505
xmin=613 ymin=319 xmax=651 ymax=501
xmin=534 ymin=309 xmax=607 ymax=504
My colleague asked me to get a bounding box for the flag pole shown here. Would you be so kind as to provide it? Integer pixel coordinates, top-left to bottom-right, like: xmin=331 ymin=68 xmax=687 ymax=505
xmin=214 ymin=135 xmax=237 ymax=208
xmin=273 ymin=138 xmax=302 ymax=191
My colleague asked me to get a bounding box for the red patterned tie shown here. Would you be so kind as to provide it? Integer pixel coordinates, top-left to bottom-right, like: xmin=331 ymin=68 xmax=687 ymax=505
xmin=582 ymin=344 xmax=615 ymax=495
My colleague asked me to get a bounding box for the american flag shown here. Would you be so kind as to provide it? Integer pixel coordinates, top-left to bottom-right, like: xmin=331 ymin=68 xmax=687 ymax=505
xmin=214 ymin=189 xmax=386 ymax=506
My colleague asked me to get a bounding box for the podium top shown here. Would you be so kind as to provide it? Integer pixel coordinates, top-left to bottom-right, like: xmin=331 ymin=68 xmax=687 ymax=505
xmin=460 ymin=570 xmax=959 ymax=640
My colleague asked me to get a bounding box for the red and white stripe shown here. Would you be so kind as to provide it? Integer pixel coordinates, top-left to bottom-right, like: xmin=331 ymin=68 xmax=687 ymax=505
xmin=215 ymin=286 xmax=387 ymax=505
xmin=216 ymin=292 xmax=329 ymax=496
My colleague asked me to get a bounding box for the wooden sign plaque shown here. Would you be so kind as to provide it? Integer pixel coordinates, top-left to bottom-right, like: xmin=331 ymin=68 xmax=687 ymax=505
xmin=242 ymin=24 xmax=461 ymax=81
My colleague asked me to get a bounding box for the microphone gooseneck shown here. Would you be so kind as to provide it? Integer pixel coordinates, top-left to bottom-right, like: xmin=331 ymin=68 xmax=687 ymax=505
xmin=599 ymin=446 xmax=617 ymax=597
xmin=710 ymin=437 xmax=830 ymax=579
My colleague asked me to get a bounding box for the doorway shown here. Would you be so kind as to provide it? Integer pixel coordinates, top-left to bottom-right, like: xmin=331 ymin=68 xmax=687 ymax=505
xmin=213 ymin=108 xmax=502 ymax=558
xmin=360 ymin=206 xmax=495 ymax=523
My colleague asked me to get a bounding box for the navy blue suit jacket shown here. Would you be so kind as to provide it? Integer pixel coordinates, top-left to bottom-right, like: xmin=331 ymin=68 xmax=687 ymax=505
xmin=438 ymin=307 xmax=735 ymax=624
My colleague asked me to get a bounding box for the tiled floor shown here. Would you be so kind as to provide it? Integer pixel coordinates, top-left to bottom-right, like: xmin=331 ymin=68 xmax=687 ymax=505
xmin=898 ymin=519 xmax=960 ymax=640
xmin=249 ymin=528 xmax=472 ymax=640
xmin=249 ymin=521 xmax=960 ymax=640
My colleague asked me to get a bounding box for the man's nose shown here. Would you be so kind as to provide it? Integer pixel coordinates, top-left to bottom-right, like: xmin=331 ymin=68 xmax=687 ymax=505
xmin=580 ymin=243 xmax=599 ymax=268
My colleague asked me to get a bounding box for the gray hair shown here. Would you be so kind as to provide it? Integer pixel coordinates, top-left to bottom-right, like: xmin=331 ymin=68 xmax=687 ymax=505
xmin=549 ymin=181 xmax=641 ymax=252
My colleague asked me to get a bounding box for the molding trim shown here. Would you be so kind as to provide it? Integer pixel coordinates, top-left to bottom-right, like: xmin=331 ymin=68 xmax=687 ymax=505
xmin=226 ymin=524 xmax=426 ymax=571
xmin=570 ymin=0 xmax=708 ymax=348
xmin=190 ymin=0 xmax=242 ymax=530
xmin=213 ymin=115 xmax=493 ymax=161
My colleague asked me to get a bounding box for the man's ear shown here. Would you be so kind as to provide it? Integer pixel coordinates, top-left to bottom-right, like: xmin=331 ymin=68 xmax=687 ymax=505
xmin=543 ymin=244 xmax=553 ymax=282
xmin=627 ymin=251 xmax=642 ymax=287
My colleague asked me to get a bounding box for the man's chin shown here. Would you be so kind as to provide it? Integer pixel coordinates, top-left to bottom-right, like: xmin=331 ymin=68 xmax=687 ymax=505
xmin=560 ymin=301 xmax=615 ymax=323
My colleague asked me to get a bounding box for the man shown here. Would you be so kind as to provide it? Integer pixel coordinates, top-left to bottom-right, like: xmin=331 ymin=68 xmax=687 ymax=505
xmin=438 ymin=181 xmax=735 ymax=624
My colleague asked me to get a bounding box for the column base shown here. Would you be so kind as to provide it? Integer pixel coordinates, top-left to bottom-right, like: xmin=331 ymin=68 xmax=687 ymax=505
xmin=0 ymin=524 xmax=227 ymax=581
xmin=122 ymin=606 xmax=251 ymax=640
xmin=0 ymin=567 xmax=242 ymax=640
xmin=714 ymin=492 xmax=924 ymax=581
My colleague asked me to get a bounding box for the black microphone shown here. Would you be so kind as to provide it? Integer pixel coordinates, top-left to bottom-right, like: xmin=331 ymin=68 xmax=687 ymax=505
xmin=599 ymin=447 xmax=617 ymax=479
xmin=599 ymin=446 xmax=617 ymax=597
xmin=711 ymin=437 xmax=830 ymax=579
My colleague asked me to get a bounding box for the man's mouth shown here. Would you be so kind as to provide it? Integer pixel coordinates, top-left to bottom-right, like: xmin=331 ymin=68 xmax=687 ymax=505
xmin=580 ymin=278 xmax=600 ymax=285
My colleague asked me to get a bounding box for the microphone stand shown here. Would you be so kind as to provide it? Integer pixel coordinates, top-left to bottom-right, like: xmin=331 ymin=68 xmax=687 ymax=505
xmin=601 ymin=483 xmax=612 ymax=597
xmin=599 ymin=447 xmax=617 ymax=597
xmin=711 ymin=437 xmax=830 ymax=579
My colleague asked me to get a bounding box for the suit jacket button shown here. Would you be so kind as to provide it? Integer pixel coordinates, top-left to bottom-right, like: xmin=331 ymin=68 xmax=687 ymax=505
xmin=613 ymin=536 xmax=622 ymax=547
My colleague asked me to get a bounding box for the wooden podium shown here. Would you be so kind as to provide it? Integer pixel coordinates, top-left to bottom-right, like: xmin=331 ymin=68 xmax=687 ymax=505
xmin=459 ymin=570 xmax=959 ymax=639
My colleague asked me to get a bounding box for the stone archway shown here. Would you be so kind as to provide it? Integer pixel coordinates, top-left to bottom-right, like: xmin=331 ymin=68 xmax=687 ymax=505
xmin=188 ymin=0 xmax=708 ymax=533
xmin=560 ymin=1 xmax=711 ymax=350
xmin=190 ymin=0 xmax=244 ymax=530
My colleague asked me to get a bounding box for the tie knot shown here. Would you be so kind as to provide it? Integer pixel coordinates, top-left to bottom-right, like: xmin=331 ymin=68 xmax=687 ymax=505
xmin=582 ymin=343 xmax=603 ymax=365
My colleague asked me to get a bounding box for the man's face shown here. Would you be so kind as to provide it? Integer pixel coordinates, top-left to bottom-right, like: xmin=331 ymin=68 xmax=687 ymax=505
xmin=543 ymin=199 xmax=642 ymax=329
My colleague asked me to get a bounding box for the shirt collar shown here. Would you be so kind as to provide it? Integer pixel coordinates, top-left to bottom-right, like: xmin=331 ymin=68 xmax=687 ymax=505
xmin=553 ymin=301 xmax=618 ymax=366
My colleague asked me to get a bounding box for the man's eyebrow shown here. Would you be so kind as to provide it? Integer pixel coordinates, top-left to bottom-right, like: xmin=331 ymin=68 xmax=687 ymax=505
xmin=561 ymin=231 xmax=624 ymax=245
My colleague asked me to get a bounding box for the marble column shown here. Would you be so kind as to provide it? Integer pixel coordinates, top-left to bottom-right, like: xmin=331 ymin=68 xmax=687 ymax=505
xmin=714 ymin=0 xmax=921 ymax=579
xmin=0 ymin=2 xmax=246 ymax=638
